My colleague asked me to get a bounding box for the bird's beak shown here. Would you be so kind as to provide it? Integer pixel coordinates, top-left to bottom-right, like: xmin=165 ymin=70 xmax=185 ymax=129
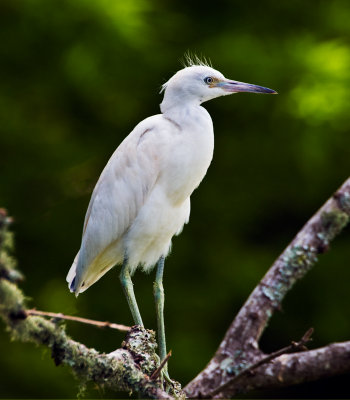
xmin=218 ymin=79 xmax=277 ymax=94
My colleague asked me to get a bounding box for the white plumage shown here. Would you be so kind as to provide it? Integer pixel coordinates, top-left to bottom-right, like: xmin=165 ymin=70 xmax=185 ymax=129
xmin=66 ymin=61 xmax=276 ymax=376
xmin=67 ymin=61 xmax=276 ymax=298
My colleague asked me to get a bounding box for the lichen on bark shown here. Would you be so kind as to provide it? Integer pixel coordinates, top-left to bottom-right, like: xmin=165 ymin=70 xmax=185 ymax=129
xmin=0 ymin=209 xmax=181 ymax=399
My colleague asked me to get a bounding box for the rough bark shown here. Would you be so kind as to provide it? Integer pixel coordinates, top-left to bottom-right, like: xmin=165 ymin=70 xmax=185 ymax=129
xmin=245 ymin=341 xmax=350 ymax=391
xmin=184 ymin=178 xmax=350 ymax=398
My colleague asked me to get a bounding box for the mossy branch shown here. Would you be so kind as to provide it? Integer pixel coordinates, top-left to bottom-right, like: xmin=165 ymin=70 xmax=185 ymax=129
xmin=0 ymin=210 xmax=181 ymax=399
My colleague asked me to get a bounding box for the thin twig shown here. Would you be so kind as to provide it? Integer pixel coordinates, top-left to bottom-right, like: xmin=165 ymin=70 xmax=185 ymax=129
xmin=26 ymin=309 xmax=130 ymax=332
xmin=209 ymin=328 xmax=314 ymax=397
xmin=150 ymin=350 xmax=172 ymax=380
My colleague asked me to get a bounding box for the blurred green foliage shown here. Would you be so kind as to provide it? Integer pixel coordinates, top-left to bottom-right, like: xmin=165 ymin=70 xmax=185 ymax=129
xmin=1 ymin=0 xmax=350 ymax=398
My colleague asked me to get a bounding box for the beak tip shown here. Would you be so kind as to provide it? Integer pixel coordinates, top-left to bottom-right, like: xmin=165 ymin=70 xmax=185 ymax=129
xmin=263 ymin=87 xmax=278 ymax=94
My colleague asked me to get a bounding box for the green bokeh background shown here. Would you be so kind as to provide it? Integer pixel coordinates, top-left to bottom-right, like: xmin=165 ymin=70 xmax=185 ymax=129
xmin=1 ymin=0 xmax=350 ymax=398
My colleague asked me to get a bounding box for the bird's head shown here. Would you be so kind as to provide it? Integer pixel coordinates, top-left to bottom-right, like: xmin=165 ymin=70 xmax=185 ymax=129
xmin=160 ymin=64 xmax=277 ymax=112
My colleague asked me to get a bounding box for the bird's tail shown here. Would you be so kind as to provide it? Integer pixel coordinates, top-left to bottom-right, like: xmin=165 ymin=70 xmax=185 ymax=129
xmin=67 ymin=250 xmax=118 ymax=296
xmin=66 ymin=252 xmax=79 ymax=296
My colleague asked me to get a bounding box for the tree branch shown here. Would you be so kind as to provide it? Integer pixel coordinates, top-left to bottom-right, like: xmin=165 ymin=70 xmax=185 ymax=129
xmin=0 ymin=278 xmax=175 ymax=398
xmin=208 ymin=327 xmax=314 ymax=397
xmin=25 ymin=309 xmax=130 ymax=332
xmin=216 ymin=341 xmax=350 ymax=397
xmin=185 ymin=177 xmax=350 ymax=398
xmin=0 ymin=210 xmax=183 ymax=399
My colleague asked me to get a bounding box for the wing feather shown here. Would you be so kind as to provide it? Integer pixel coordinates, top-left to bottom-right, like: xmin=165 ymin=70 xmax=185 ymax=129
xmin=67 ymin=115 xmax=163 ymax=293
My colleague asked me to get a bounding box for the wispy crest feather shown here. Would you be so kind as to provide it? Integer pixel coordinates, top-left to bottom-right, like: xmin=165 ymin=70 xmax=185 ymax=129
xmin=181 ymin=52 xmax=212 ymax=68
xmin=160 ymin=53 xmax=212 ymax=93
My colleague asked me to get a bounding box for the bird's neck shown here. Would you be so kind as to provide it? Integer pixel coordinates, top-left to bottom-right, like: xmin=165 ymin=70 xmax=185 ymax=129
xmin=160 ymin=88 xmax=201 ymax=114
xmin=160 ymin=93 xmax=208 ymax=129
xmin=161 ymin=102 xmax=210 ymax=131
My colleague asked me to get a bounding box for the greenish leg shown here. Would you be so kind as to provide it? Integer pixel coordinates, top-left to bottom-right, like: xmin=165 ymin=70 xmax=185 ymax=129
xmin=119 ymin=257 xmax=143 ymax=326
xmin=153 ymin=256 xmax=171 ymax=381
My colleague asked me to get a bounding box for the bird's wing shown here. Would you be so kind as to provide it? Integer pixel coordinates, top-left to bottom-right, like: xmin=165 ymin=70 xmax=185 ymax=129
xmin=68 ymin=115 xmax=164 ymax=292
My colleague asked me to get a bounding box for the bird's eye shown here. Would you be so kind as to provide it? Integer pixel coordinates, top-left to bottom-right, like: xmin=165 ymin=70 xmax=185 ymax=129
xmin=204 ymin=76 xmax=214 ymax=85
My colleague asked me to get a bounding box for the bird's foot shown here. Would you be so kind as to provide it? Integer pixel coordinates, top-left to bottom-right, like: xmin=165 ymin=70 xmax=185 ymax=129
xmin=153 ymin=355 xmax=178 ymax=393
xmin=161 ymin=365 xmax=172 ymax=385
xmin=160 ymin=365 xmax=184 ymax=398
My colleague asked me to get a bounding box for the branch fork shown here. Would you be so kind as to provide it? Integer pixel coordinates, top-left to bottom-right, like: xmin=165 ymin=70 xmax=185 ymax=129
xmin=185 ymin=178 xmax=350 ymax=398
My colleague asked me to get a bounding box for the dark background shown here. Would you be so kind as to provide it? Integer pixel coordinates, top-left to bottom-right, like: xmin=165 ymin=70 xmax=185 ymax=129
xmin=1 ymin=0 xmax=350 ymax=398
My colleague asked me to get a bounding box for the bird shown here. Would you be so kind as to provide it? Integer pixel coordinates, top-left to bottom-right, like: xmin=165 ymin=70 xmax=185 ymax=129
xmin=67 ymin=58 xmax=276 ymax=376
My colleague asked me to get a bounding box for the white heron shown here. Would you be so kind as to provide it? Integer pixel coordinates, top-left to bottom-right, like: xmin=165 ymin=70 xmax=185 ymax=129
xmin=67 ymin=59 xmax=276 ymax=377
